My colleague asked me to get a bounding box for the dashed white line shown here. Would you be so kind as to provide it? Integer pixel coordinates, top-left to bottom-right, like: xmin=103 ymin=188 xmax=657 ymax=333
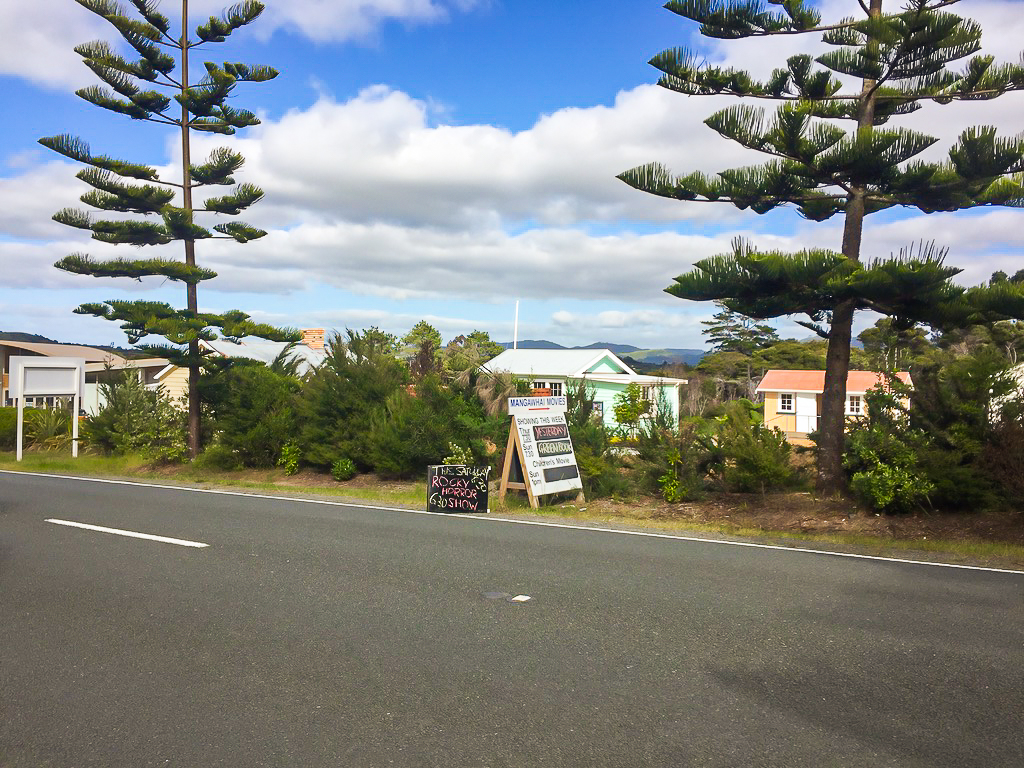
xmin=45 ymin=518 xmax=209 ymax=548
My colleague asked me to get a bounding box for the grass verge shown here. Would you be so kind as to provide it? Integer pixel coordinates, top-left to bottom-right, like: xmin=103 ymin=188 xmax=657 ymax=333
xmin=3 ymin=450 xmax=1022 ymax=570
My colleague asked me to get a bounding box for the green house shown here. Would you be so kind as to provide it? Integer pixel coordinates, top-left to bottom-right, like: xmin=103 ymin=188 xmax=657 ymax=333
xmin=482 ymin=348 xmax=687 ymax=429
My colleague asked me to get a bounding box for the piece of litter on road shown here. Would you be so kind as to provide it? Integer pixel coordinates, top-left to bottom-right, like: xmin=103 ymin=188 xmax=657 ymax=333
xmin=508 ymin=595 xmax=531 ymax=602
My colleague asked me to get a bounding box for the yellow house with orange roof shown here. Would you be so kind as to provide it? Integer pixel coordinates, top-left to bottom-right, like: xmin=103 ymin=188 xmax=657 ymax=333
xmin=756 ymin=370 xmax=912 ymax=445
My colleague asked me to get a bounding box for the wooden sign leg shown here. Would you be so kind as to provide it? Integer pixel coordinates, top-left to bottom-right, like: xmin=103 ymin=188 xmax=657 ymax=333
xmin=499 ymin=419 xmax=540 ymax=509
xmin=525 ymin=478 xmax=539 ymax=510
xmin=498 ymin=427 xmax=516 ymax=502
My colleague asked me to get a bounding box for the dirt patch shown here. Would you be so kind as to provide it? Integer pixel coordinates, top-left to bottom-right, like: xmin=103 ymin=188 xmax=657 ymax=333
xmin=576 ymin=492 xmax=1024 ymax=547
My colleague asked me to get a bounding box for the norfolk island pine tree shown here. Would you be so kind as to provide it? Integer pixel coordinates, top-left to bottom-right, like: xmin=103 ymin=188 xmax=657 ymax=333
xmin=40 ymin=0 xmax=298 ymax=458
xmin=618 ymin=0 xmax=1024 ymax=495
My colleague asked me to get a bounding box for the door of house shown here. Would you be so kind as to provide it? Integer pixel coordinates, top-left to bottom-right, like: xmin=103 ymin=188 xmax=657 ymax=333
xmin=794 ymin=392 xmax=817 ymax=434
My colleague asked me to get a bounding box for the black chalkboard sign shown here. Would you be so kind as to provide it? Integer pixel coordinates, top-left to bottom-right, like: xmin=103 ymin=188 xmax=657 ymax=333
xmin=533 ymin=423 xmax=569 ymax=441
xmin=427 ymin=465 xmax=490 ymax=513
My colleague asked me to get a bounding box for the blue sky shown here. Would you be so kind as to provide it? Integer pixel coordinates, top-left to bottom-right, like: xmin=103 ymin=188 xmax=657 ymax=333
xmin=2 ymin=0 xmax=1023 ymax=350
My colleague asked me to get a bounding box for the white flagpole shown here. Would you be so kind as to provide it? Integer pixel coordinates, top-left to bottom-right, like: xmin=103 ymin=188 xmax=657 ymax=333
xmin=513 ymin=301 xmax=519 ymax=350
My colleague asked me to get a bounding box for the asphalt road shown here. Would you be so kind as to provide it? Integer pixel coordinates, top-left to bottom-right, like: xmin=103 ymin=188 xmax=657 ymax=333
xmin=1 ymin=471 xmax=1022 ymax=768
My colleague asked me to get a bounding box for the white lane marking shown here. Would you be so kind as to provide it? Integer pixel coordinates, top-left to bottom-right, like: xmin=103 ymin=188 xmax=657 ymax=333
xmin=4 ymin=470 xmax=1020 ymax=575
xmin=46 ymin=518 xmax=209 ymax=548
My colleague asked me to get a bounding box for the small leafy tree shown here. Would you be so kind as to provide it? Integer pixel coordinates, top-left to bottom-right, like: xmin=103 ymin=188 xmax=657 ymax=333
xmin=83 ymin=367 xmax=187 ymax=462
xmin=702 ymin=301 xmax=779 ymax=355
xmin=362 ymin=327 xmax=401 ymax=357
xmin=403 ymin=320 xmax=442 ymax=377
xmin=41 ymin=0 xmax=297 ymax=458
xmin=858 ymin=318 xmax=935 ymax=371
xmin=443 ymin=330 xmax=505 ymax=382
xmin=613 ymin=382 xmax=651 ymax=438
xmin=619 ymin=0 xmax=1024 ymax=494
xmin=713 ymin=401 xmax=794 ymax=494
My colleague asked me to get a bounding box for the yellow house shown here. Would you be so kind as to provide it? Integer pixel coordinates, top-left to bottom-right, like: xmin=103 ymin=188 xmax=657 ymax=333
xmin=757 ymin=370 xmax=912 ymax=445
xmin=151 ymin=330 xmax=328 ymax=405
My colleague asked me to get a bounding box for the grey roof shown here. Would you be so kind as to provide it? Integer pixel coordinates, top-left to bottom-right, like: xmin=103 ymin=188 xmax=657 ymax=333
xmin=483 ymin=348 xmax=635 ymax=377
xmin=0 ymin=340 xmax=125 ymax=364
xmin=203 ymin=338 xmax=326 ymax=374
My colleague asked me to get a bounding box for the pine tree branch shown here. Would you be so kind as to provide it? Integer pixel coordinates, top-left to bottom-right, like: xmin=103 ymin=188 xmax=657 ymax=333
xmin=39 ymin=135 xmax=159 ymax=180
xmin=202 ymin=183 xmax=264 ymax=214
xmin=143 ymin=115 xmax=180 ymax=127
xmin=196 ymin=1 xmax=267 ymax=43
xmin=668 ymin=0 xmax=963 ymax=39
xmin=76 ymin=167 xmax=176 ymax=213
xmin=55 ymin=252 xmax=217 ymax=284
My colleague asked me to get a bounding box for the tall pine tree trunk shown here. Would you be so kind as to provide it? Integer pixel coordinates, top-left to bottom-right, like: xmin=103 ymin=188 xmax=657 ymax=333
xmin=816 ymin=0 xmax=882 ymax=496
xmin=180 ymin=0 xmax=201 ymax=459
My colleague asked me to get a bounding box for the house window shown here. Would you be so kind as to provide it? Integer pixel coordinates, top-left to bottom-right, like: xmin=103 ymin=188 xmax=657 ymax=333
xmin=778 ymin=393 xmax=794 ymax=413
xmin=641 ymin=385 xmax=655 ymax=401
xmin=532 ymin=380 xmax=562 ymax=397
xmin=847 ymin=394 xmax=863 ymax=415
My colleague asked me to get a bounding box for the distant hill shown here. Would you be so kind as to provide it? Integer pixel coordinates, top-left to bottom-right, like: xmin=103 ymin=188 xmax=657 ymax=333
xmin=498 ymin=339 xmax=566 ymax=350
xmin=0 ymin=331 xmax=58 ymax=344
xmin=628 ymin=348 xmax=705 ymax=366
xmin=575 ymin=341 xmax=640 ymax=354
xmin=497 ymin=340 xmax=705 ymax=366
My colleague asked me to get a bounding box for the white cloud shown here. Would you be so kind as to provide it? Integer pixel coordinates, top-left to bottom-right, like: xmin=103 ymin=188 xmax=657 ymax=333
xmin=0 ymin=0 xmax=483 ymax=92
xmin=251 ymin=0 xmax=483 ymax=44
xmin=0 ymin=1 xmax=106 ymax=89
xmin=856 ymin=210 xmax=1024 ymax=286
xmin=0 ymin=161 xmax=84 ymax=240
xmin=199 ymin=223 xmax=738 ymax=302
xmin=194 ymin=83 xmax=752 ymax=232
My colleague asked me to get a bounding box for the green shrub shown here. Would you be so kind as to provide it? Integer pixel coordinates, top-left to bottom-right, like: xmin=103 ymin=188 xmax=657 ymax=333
xmin=331 ymin=457 xmax=357 ymax=481
xmin=714 ymin=402 xmax=793 ymax=494
xmin=443 ymin=442 xmax=473 ymax=466
xmin=82 ymin=368 xmax=187 ymax=462
xmin=579 ymin=450 xmax=634 ymax=500
xmin=919 ymin=447 xmax=996 ymax=512
xmin=25 ymin=405 xmax=73 ymax=451
xmin=296 ymin=329 xmax=410 ymax=470
xmin=843 ymin=424 xmax=933 ymax=514
xmin=193 ymin=444 xmax=243 ymax=471
xmin=204 ymin=364 xmax=298 ymax=468
xmin=980 ymin=416 xmax=1024 ymax=507
xmin=278 ymin=441 xmax=300 ymax=475
xmin=368 ymin=376 xmax=500 ymax=478
xmin=634 ymin=420 xmax=711 ymax=502
xmin=578 ymin=430 xmax=634 ymax=500
xmin=0 ymin=407 xmax=19 ymax=450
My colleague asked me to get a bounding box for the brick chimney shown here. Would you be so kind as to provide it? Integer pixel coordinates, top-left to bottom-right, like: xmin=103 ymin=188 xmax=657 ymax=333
xmin=301 ymin=328 xmax=325 ymax=351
